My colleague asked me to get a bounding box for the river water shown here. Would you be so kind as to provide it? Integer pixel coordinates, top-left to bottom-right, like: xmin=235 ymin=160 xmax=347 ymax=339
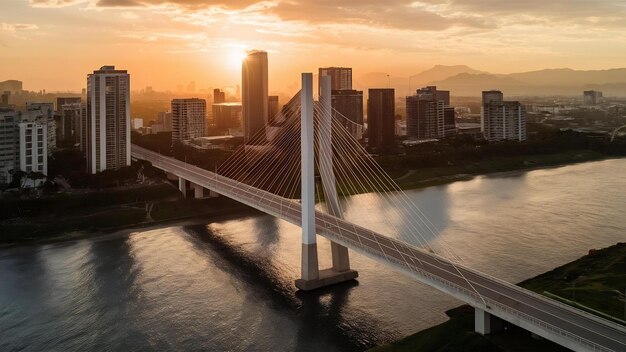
xmin=1 ymin=159 xmax=625 ymax=351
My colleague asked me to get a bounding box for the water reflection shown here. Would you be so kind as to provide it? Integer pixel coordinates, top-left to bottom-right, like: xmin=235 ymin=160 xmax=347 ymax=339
xmin=1 ymin=159 xmax=625 ymax=351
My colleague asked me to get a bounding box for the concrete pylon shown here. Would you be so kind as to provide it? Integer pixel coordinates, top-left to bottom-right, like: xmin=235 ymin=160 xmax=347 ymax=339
xmin=295 ymin=73 xmax=358 ymax=291
xmin=318 ymin=75 xmax=354 ymax=273
xmin=296 ymin=72 xmax=320 ymax=287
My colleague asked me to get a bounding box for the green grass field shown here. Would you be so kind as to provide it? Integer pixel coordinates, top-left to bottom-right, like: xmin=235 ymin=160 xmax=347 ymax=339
xmin=371 ymin=243 xmax=626 ymax=352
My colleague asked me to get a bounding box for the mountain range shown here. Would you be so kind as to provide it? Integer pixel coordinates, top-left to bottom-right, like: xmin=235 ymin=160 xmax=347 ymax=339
xmin=355 ymin=66 xmax=626 ymax=97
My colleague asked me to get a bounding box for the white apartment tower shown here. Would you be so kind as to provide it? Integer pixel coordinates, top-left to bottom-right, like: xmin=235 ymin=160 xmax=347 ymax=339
xmin=18 ymin=119 xmax=47 ymax=176
xmin=171 ymin=98 xmax=206 ymax=142
xmin=84 ymin=66 xmax=130 ymax=174
xmin=481 ymin=90 xmax=527 ymax=142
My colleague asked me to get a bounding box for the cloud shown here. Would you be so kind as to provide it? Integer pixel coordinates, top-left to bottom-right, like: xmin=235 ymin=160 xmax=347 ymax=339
xmin=1 ymin=23 xmax=40 ymax=31
xmin=28 ymin=0 xmax=85 ymax=7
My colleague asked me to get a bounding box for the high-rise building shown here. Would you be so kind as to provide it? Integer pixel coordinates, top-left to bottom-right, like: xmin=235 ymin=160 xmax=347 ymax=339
xmin=0 ymin=109 xmax=18 ymax=184
xmin=56 ymin=102 xmax=82 ymax=145
xmin=24 ymin=102 xmax=56 ymax=154
xmin=406 ymin=86 xmax=455 ymax=139
xmin=242 ymin=50 xmax=268 ymax=143
xmin=583 ymin=90 xmax=603 ymax=105
xmin=213 ymin=88 xmax=225 ymax=104
xmin=319 ymin=66 xmax=363 ymax=139
xmin=367 ymin=89 xmax=395 ymax=150
xmin=18 ymin=119 xmax=47 ymax=178
xmin=172 ymin=98 xmax=206 ymax=142
xmin=332 ymin=89 xmax=363 ymax=139
xmin=481 ymin=90 xmax=526 ymax=142
xmin=268 ymin=96 xmax=279 ymax=124
xmin=84 ymin=65 xmax=130 ymax=174
xmin=56 ymin=97 xmax=81 ymax=112
xmin=212 ymin=102 xmax=242 ymax=133
xmin=319 ymin=67 xmax=352 ymax=91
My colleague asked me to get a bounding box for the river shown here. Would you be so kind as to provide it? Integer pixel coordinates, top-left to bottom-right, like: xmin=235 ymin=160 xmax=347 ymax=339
xmin=1 ymin=159 xmax=625 ymax=351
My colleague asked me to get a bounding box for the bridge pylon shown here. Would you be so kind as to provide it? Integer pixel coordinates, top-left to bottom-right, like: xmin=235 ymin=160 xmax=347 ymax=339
xmin=294 ymin=73 xmax=358 ymax=291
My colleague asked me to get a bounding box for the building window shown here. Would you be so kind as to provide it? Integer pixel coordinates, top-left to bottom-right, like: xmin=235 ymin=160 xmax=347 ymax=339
xmin=26 ymin=156 xmax=32 ymax=164
xmin=38 ymin=156 xmax=43 ymax=163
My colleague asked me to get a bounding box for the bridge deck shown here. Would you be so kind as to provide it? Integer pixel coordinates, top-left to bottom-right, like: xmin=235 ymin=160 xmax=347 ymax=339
xmin=132 ymin=145 xmax=626 ymax=352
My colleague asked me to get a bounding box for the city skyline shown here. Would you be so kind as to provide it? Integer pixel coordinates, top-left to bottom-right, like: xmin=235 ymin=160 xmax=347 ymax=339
xmin=2 ymin=0 xmax=626 ymax=92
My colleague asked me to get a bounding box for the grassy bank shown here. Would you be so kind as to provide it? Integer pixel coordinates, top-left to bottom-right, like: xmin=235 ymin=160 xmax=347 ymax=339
xmin=0 ymin=183 xmax=250 ymax=244
xmin=392 ymin=150 xmax=607 ymax=190
xmin=371 ymin=243 xmax=626 ymax=352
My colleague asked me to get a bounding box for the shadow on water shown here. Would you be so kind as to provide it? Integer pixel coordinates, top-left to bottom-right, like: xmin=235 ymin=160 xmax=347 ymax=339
xmin=182 ymin=224 xmax=399 ymax=351
xmin=86 ymin=237 xmax=152 ymax=349
xmin=252 ymin=215 xmax=280 ymax=248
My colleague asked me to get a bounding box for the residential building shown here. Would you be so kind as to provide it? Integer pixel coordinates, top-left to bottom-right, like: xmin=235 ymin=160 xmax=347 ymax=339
xmin=242 ymin=50 xmax=268 ymax=143
xmin=0 ymin=80 xmax=22 ymax=95
xmin=0 ymin=109 xmax=18 ymax=184
xmin=583 ymin=90 xmax=603 ymax=105
xmin=367 ymin=88 xmax=395 ymax=150
xmin=319 ymin=67 xmax=352 ymax=91
xmin=84 ymin=65 xmax=131 ymax=174
xmin=332 ymin=89 xmax=363 ymax=139
xmin=18 ymin=119 xmax=47 ymax=180
xmin=481 ymin=90 xmax=527 ymax=142
xmin=212 ymin=102 xmax=242 ymax=133
xmin=56 ymin=102 xmax=82 ymax=145
xmin=172 ymin=98 xmax=206 ymax=142
xmin=56 ymin=97 xmax=81 ymax=111
xmin=24 ymin=102 xmax=56 ymax=153
xmin=406 ymin=86 xmax=455 ymax=139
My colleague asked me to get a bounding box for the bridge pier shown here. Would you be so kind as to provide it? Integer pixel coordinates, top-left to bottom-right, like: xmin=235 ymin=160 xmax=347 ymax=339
xmin=178 ymin=177 xmax=188 ymax=198
xmin=295 ymin=73 xmax=358 ymax=291
xmin=475 ymin=307 xmax=504 ymax=335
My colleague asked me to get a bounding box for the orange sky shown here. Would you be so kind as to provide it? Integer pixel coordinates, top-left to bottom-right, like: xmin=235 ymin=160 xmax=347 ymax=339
xmin=2 ymin=0 xmax=626 ymax=93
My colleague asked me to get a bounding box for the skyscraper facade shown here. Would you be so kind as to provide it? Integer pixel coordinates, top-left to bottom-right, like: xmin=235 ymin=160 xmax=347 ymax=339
xmin=406 ymin=86 xmax=454 ymax=139
xmin=0 ymin=109 xmax=18 ymax=184
xmin=57 ymin=102 xmax=82 ymax=145
xmin=212 ymin=102 xmax=242 ymax=132
xmin=242 ymin=50 xmax=268 ymax=143
xmin=84 ymin=65 xmax=130 ymax=174
xmin=332 ymin=90 xmax=363 ymax=139
xmin=319 ymin=67 xmax=352 ymax=91
xmin=213 ymin=88 xmax=226 ymax=104
xmin=172 ymin=98 xmax=206 ymax=142
xmin=268 ymin=95 xmax=279 ymax=124
xmin=318 ymin=67 xmax=363 ymax=139
xmin=367 ymin=88 xmax=395 ymax=150
xmin=481 ymin=90 xmax=527 ymax=142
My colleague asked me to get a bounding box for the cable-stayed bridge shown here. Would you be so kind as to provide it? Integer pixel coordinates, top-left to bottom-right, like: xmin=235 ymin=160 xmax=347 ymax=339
xmin=132 ymin=74 xmax=626 ymax=352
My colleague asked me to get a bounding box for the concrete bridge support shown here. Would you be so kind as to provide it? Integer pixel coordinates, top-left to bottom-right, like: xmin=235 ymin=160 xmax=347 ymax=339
xmin=178 ymin=177 xmax=188 ymax=198
xmin=295 ymin=73 xmax=358 ymax=291
xmin=475 ymin=307 xmax=504 ymax=335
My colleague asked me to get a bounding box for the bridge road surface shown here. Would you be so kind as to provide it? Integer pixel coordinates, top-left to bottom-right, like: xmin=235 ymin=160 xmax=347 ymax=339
xmin=132 ymin=145 xmax=626 ymax=352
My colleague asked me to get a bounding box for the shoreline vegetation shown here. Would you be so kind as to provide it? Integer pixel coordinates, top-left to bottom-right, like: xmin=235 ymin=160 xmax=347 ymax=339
xmin=371 ymin=242 xmax=626 ymax=352
xmin=0 ymin=183 xmax=252 ymax=247
xmin=1 ymin=153 xmax=623 ymax=246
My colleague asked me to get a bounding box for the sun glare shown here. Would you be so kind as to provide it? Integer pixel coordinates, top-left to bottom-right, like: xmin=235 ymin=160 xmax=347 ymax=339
xmin=226 ymin=48 xmax=247 ymax=69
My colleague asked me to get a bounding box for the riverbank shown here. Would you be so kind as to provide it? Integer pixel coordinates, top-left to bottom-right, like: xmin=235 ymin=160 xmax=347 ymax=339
xmin=371 ymin=242 xmax=626 ymax=352
xmin=391 ymin=149 xmax=610 ymax=190
xmin=0 ymin=183 xmax=252 ymax=246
